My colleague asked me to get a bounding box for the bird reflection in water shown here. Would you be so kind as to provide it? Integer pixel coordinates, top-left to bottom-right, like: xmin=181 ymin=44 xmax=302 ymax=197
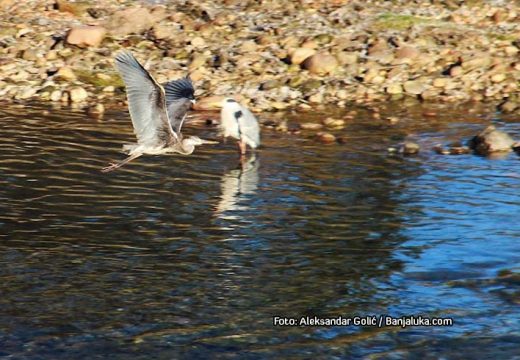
xmin=214 ymin=154 xmax=259 ymax=219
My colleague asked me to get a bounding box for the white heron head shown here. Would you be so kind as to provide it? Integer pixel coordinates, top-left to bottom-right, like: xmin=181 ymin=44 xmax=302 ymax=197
xmin=180 ymin=136 xmax=218 ymax=154
xmin=221 ymin=98 xmax=241 ymax=110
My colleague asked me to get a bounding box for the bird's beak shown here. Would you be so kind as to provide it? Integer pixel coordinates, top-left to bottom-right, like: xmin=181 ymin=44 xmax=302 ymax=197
xmin=201 ymin=139 xmax=219 ymax=145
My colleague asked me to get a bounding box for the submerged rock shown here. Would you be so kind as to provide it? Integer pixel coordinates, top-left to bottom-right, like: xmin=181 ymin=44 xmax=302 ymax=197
xmin=468 ymin=125 xmax=515 ymax=155
xmin=403 ymin=142 xmax=420 ymax=155
xmin=434 ymin=142 xmax=471 ymax=155
xmin=388 ymin=142 xmax=420 ymax=156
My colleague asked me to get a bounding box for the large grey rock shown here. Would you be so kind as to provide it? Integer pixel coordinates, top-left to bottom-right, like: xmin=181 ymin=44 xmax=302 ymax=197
xmin=468 ymin=125 xmax=515 ymax=154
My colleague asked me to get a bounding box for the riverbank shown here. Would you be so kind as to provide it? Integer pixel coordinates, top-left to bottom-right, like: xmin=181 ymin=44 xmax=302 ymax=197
xmin=1 ymin=0 xmax=519 ymax=113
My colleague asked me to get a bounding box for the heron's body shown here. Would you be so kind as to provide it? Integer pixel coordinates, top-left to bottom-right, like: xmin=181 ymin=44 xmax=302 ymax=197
xmin=101 ymin=52 xmax=216 ymax=173
xmin=220 ymin=98 xmax=260 ymax=155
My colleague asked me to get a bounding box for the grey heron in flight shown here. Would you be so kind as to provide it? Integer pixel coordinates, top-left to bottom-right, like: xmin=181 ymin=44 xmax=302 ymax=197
xmin=101 ymin=52 xmax=217 ymax=173
xmin=220 ymin=98 xmax=260 ymax=156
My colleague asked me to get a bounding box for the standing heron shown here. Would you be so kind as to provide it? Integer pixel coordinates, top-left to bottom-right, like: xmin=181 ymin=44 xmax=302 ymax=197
xmin=101 ymin=52 xmax=217 ymax=173
xmin=220 ymin=98 xmax=260 ymax=156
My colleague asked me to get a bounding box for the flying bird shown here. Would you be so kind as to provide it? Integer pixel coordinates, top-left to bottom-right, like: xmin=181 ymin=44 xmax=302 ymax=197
xmin=101 ymin=52 xmax=217 ymax=173
xmin=220 ymin=98 xmax=260 ymax=156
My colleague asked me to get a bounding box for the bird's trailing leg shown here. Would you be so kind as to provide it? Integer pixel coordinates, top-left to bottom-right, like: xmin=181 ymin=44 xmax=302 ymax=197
xmin=237 ymin=140 xmax=247 ymax=156
xmin=101 ymin=153 xmax=142 ymax=173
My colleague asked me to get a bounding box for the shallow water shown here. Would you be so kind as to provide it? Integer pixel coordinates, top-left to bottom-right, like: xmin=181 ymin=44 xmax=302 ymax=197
xmin=0 ymin=102 xmax=519 ymax=359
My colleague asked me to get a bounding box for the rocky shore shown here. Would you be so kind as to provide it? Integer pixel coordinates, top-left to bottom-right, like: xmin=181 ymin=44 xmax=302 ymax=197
xmin=1 ymin=0 xmax=519 ymax=114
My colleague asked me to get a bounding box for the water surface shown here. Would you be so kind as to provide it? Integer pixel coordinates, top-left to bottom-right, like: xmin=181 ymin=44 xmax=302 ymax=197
xmin=1 ymin=102 xmax=519 ymax=359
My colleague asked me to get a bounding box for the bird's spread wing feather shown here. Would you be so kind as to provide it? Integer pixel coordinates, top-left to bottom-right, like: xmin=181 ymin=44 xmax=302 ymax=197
xmin=163 ymin=77 xmax=195 ymax=135
xmin=163 ymin=77 xmax=194 ymax=103
xmin=114 ymin=52 xmax=177 ymax=146
xmin=237 ymin=105 xmax=260 ymax=147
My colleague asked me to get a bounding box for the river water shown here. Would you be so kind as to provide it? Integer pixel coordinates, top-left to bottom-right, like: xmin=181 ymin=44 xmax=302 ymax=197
xmin=1 ymin=102 xmax=519 ymax=359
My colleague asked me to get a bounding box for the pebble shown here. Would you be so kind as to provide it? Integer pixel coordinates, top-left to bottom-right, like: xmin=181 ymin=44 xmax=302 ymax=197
xmin=403 ymin=142 xmax=420 ymax=155
xmin=50 ymin=90 xmax=62 ymax=102
xmin=403 ymin=80 xmax=426 ymax=95
xmin=16 ymin=87 xmax=37 ymax=100
xmin=491 ymin=73 xmax=506 ymax=83
xmin=289 ymin=48 xmax=316 ymax=65
xmin=300 ymin=122 xmax=323 ymax=130
xmin=386 ymin=83 xmax=403 ymax=94
xmin=0 ymin=0 xmax=518 ymax=112
xmin=316 ymin=132 xmax=336 ymax=144
xmin=69 ymin=87 xmax=88 ymax=103
xmin=55 ymin=67 xmax=76 ymax=82
xmin=322 ymin=118 xmax=345 ymax=127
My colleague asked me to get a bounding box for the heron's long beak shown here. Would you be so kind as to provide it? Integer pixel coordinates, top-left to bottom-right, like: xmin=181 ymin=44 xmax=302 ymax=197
xmin=201 ymin=139 xmax=219 ymax=144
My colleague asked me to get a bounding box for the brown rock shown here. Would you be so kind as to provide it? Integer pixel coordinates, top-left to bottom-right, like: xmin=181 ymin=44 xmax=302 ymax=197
xmin=491 ymin=73 xmax=506 ymax=83
xmin=395 ymin=46 xmax=419 ymax=59
xmin=322 ymin=118 xmax=345 ymax=127
xmin=336 ymin=52 xmax=358 ymax=65
xmin=152 ymin=23 xmax=178 ymax=40
xmin=191 ymin=37 xmax=206 ymax=48
xmin=55 ymin=66 xmax=77 ymax=81
xmin=450 ymin=66 xmax=463 ymax=77
xmin=70 ymin=87 xmax=88 ymax=102
xmin=491 ymin=9 xmax=508 ymax=23
xmin=55 ymin=0 xmax=90 ymax=16
xmin=240 ymin=41 xmax=257 ymax=53
xmin=0 ymin=0 xmax=15 ymax=9
xmin=308 ymin=92 xmax=324 ymax=103
xmin=107 ymin=7 xmax=154 ymax=36
xmin=316 ymin=132 xmax=336 ymax=144
xmin=433 ymin=78 xmax=447 ymax=88
xmin=368 ymin=39 xmax=389 ymax=56
xmin=403 ymin=142 xmax=420 ymax=155
xmin=461 ymin=55 xmax=491 ymax=71
xmin=386 ymin=83 xmax=403 ymax=94
xmin=403 ymin=80 xmax=426 ymax=95
xmin=188 ymin=54 xmax=207 ymax=72
xmin=21 ymin=49 xmax=38 ymax=61
xmin=302 ymin=52 xmax=338 ymax=75
xmin=66 ymin=26 xmax=106 ymax=47
xmin=300 ymin=122 xmax=323 ymax=130
xmin=301 ymin=40 xmax=318 ymax=49
xmin=289 ymin=47 xmax=316 ymax=65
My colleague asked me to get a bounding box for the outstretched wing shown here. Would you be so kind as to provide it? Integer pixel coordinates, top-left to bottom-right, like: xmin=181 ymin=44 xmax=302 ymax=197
xmin=114 ymin=52 xmax=177 ymax=146
xmin=163 ymin=77 xmax=195 ymax=134
xmin=237 ymin=105 xmax=260 ymax=147
xmin=163 ymin=76 xmax=194 ymax=103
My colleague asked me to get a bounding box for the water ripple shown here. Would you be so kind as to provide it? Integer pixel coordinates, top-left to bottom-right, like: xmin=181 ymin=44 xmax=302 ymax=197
xmin=0 ymin=103 xmax=519 ymax=358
